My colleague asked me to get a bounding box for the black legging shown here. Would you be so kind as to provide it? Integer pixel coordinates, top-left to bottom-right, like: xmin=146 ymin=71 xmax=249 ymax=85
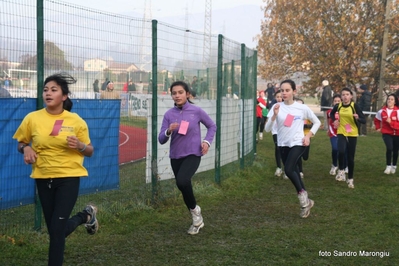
xmin=280 ymin=146 xmax=307 ymax=193
xmin=297 ymin=146 xmax=310 ymax=172
xmin=36 ymin=177 xmax=87 ymax=266
xmin=273 ymin=134 xmax=282 ymax=168
xmin=171 ymin=155 xmax=201 ymax=210
xmin=382 ymin=134 xmax=399 ymax=166
xmin=256 ymin=117 xmax=264 ymax=134
xmin=260 ymin=116 xmax=267 ymax=132
xmin=337 ymin=135 xmax=357 ymax=180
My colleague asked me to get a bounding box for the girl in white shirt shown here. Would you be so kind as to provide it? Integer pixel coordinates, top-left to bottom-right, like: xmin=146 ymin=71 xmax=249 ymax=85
xmin=265 ymin=79 xmax=321 ymax=218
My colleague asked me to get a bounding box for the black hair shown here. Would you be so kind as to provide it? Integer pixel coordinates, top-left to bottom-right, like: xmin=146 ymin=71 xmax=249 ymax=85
xmin=273 ymin=89 xmax=281 ymax=97
xmin=44 ymin=73 xmax=76 ymax=111
xmin=280 ymin=79 xmax=296 ymax=91
xmin=340 ymin=87 xmax=353 ymax=95
xmin=170 ymin=81 xmax=194 ymax=104
xmin=386 ymin=93 xmax=399 ymax=107
xmin=333 ymin=94 xmax=341 ymax=100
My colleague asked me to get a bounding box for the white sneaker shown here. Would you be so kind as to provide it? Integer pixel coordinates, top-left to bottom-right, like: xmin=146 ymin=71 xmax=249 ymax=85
xmin=259 ymin=132 xmax=263 ymax=140
xmin=274 ymin=167 xmax=283 ymax=177
xmin=344 ymin=167 xmax=348 ymax=174
xmin=283 ymin=173 xmax=289 ymax=180
xmin=190 ymin=205 xmax=203 ymax=227
xmin=84 ymin=205 xmax=99 ymax=235
xmin=300 ymin=172 xmax=304 ymax=179
xmin=391 ymin=165 xmax=396 ymax=174
xmin=329 ymin=165 xmax=338 ymax=175
xmin=298 ymin=191 xmax=314 ymax=218
xmin=384 ymin=165 xmax=392 ymax=175
xmin=187 ymin=223 xmax=204 ymax=235
xmin=347 ymin=179 xmax=354 ymax=189
xmin=335 ymin=170 xmax=346 ymax=182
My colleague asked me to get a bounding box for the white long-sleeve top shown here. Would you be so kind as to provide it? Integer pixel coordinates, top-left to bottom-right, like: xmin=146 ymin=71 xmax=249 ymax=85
xmin=265 ymin=101 xmax=321 ymax=147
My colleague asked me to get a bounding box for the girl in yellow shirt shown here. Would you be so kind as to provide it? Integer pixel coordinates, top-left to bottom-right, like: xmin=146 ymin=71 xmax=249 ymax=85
xmin=330 ymin=88 xmax=366 ymax=189
xmin=13 ymin=73 xmax=98 ymax=266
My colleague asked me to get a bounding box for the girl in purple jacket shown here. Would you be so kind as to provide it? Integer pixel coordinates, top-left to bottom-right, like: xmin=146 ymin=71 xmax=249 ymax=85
xmin=158 ymin=81 xmax=216 ymax=235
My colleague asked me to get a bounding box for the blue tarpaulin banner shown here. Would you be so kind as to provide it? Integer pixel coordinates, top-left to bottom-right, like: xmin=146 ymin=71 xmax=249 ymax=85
xmin=0 ymin=98 xmax=120 ymax=210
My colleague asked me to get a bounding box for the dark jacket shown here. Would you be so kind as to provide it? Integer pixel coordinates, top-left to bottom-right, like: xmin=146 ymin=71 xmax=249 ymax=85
xmin=358 ymin=90 xmax=372 ymax=112
xmin=265 ymin=86 xmax=275 ymax=109
xmin=93 ymin=82 xmax=99 ymax=93
xmin=320 ymin=85 xmax=332 ymax=111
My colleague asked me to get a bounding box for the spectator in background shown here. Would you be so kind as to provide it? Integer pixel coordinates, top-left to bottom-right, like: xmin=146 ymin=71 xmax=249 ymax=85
xmin=0 ymin=85 xmax=12 ymax=98
xmin=265 ymin=83 xmax=275 ymax=108
xmin=164 ymin=77 xmax=170 ymax=94
xmin=200 ymin=78 xmax=209 ymax=98
xmin=122 ymin=79 xmax=128 ymax=93
xmin=4 ymin=76 xmax=13 ymax=89
xmin=128 ymin=79 xmax=136 ymax=92
xmin=358 ymin=84 xmax=372 ymax=136
xmin=100 ymin=81 xmax=120 ymax=99
xmin=136 ymin=81 xmax=144 ymax=93
xmin=351 ymin=86 xmax=357 ymax=103
xmin=19 ymin=76 xmax=24 ymax=90
xmin=320 ymin=80 xmax=333 ymax=130
xmin=101 ymin=77 xmax=109 ymax=91
xmin=92 ymin=79 xmax=99 ymax=93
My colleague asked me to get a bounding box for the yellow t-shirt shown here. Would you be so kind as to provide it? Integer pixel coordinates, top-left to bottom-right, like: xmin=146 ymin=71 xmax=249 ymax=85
xmin=337 ymin=103 xmax=359 ymax=136
xmin=13 ymin=109 xmax=91 ymax=178
xmin=303 ymin=119 xmax=313 ymax=135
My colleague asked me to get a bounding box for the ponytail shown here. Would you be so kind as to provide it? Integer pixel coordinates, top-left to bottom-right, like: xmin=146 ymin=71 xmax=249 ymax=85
xmin=63 ymin=97 xmax=73 ymax=111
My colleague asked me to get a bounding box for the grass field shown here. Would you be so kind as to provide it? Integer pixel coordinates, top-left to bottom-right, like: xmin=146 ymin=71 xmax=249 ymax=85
xmin=1 ymin=128 xmax=399 ymax=265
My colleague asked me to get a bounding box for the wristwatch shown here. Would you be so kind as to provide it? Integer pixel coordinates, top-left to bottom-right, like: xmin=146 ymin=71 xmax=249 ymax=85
xmin=19 ymin=144 xmax=28 ymax=154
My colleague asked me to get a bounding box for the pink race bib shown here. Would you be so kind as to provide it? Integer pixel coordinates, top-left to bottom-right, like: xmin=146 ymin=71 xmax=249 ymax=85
xmin=284 ymin=114 xmax=294 ymax=127
xmin=345 ymin=124 xmax=352 ymax=133
xmin=178 ymin=120 xmax=189 ymax=135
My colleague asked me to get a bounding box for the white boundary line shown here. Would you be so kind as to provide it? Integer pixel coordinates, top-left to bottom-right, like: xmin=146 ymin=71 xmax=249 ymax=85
xmin=119 ymin=130 xmax=129 ymax=146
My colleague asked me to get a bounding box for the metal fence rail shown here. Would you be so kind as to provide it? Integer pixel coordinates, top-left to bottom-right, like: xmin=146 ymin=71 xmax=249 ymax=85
xmin=0 ymin=0 xmax=257 ymax=234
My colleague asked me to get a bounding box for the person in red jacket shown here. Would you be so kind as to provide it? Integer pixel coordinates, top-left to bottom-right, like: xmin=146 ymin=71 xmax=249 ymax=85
xmin=256 ymin=90 xmax=267 ymax=140
xmin=374 ymin=94 xmax=399 ymax=174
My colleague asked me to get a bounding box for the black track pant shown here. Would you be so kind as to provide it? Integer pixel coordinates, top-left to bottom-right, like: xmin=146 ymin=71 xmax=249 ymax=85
xmin=280 ymin=146 xmax=307 ymax=193
xmin=171 ymin=155 xmax=201 ymax=210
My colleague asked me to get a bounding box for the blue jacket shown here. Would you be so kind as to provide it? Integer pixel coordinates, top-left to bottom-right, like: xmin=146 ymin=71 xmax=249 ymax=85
xmin=158 ymin=101 xmax=217 ymax=159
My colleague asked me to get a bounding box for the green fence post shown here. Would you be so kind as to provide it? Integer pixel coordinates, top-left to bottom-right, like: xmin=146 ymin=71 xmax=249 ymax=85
xmin=215 ymin=34 xmax=223 ymax=184
xmin=250 ymin=51 xmax=257 ymax=160
xmin=240 ymin=44 xmax=247 ymax=168
xmin=206 ymin=68 xmax=210 ymax=99
xmin=253 ymin=50 xmax=258 ymax=100
xmin=151 ymin=20 xmax=158 ymax=203
xmin=34 ymin=0 xmax=44 ymax=231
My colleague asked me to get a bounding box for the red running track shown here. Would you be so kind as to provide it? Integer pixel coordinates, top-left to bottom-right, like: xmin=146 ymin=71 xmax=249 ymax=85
xmin=119 ymin=125 xmax=147 ymax=164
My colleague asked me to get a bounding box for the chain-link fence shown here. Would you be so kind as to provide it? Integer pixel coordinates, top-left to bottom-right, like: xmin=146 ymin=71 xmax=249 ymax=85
xmin=0 ymin=0 xmax=257 ymax=235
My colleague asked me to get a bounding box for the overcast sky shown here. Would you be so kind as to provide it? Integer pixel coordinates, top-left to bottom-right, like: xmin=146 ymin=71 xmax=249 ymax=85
xmin=64 ymin=0 xmax=263 ymax=17
xmin=63 ymin=0 xmax=264 ymax=48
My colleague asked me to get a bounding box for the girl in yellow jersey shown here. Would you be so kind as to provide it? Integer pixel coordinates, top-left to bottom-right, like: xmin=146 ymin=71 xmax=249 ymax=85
xmin=13 ymin=73 xmax=98 ymax=266
xmin=330 ymin=88 xmax=366 ymax=189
